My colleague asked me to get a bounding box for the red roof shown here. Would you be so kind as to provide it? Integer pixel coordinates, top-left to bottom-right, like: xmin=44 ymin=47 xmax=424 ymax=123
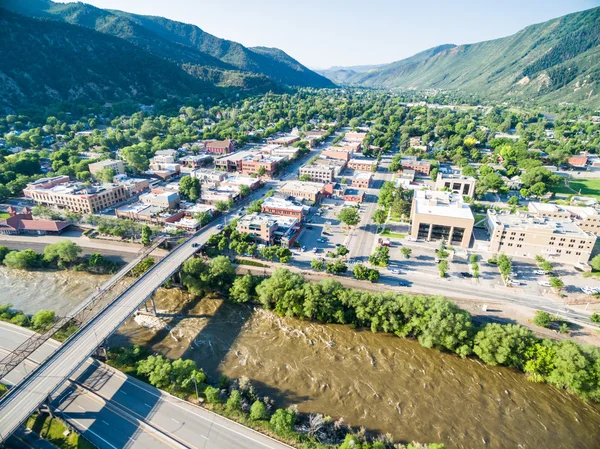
xmin=568 ymin=156 xmax=588 ymax=166
xmin=18 ymin=220 xmax=70 ymax=232
xmin=206 ymin=140 xmax=231 ymax=148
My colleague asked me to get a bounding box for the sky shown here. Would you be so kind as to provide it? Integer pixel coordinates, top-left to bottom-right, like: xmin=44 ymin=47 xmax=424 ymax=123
xmin=59 ymin=0 xmax=600 ymax=69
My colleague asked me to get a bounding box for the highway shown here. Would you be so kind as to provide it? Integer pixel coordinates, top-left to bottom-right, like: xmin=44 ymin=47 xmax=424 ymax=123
xmin=0 ymin=322 xmax=291 ymax=449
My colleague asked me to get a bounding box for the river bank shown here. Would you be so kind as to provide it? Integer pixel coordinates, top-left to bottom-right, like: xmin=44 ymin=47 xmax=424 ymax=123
xmin=111 ymin=288 xmax=600 ymax=449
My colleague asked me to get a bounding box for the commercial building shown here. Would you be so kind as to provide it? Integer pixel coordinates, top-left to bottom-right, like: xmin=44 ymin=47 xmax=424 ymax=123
xmin=280 ymin=181 xmax=326 ymax=202
xmin=205 ymin=139 xmax=235 ymax=155
xmin=352 ymin=172 xmax=372 ymax=189
xmin=116 ymin=202 xmax=184 ymax=225
xmin=139 ymin=189 xmax=180 ymax=209
xmin=410 ymin=190 xmax=474 ymax=248
xmin=241 ymin=153 xmax=284 ymax=176
xmin=113 ymin=175 xmax=150 ymax=197
xmin=178 ymin=154 xmax=213 ymax=169
xmin=401 ymin=157 xmax=431 ymax=176
xmin=348 ymin=158 xmax=378 ymax=172
xmin=485 ymin=210 xmax=596 ymax=265
xmin=201 ymin=188 xmax=238 ymax=204
xmin=0 ymin=206 xmax=70 ymax=235
xmin=299 ymin=158 xmax=345 ymax=183
xmin=528 ymin=202 xmax=600 ymax=237
xmin=261 ymin=196 xmax=308 ymax=221
xmin=220 ymin=176 xmax=261 ymax=191
xmin=237 ymin=213 xmax=300 ymax=247
xmin=88 ymin=159 xmax=125 ymax=177
xmin=268 ymin=135 xmax=300 ymax=146
xmin=321 ymin=147 xmax=354 ymax=162
xmin=214 ymin=150 xmax=256 ymax=172
xmin=24 ymin=178 xmax=127 ymax=214
xmin=341 ymin=188 xmax=365 ymax=203
xmin=434 ymin=172 xmax=477 ymax=198
xmin=344 ymin=132 xmax=367 ymax=143
xmin=192 ymin=169 xmax=228 ymax=184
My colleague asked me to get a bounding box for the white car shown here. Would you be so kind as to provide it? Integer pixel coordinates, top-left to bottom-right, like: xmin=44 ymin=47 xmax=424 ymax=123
xmin=390 ymin=268 xmax=401 ymax=274
xmin=538 ymin=281 xmax=551 ymax=287
xmin=533 ymin=270 xmax=546 ymax=275
xmin=508 ymin=279 xmax=520 ymax=286
xmin=406 ymin=237 xmax=415 ymax=242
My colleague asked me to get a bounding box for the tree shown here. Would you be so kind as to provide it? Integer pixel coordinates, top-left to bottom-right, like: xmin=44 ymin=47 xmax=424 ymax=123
xmin=0 ymin=246 xmax=10 ymax=264
xmin=3 ymin=250 xmax=40 ymax=269
xmin=95 ymin=167 xmax=116 ymax=183
xmin=257 ymin=166 xmax=266 ymax=177
xmin=337 ymin=207 xmax=359 ymax=227
xmin=326 ymin=259 xmax=347 ymax=275
xmin=473 ymin=323 xmax=535 ymax=369
xmin=141 ymin=225 xmax=152 ymax=246
xmin=239 ymin=185 xmax=251 ymax=198
xmin=276 ymin=247 xmax=293 ymax=263
xmin=194 ymin=211 xmax=212 ymax=227
xmin=369 ymin=246 xmax=390 ymax=267
xmin=591 ymin=313 xmax=600 ymax=323
xmin=270 ymin=408 xmax=296 ymax=437
xmin=215 ymin=201 xmax=230 ymax=212
xmin=372 ymin=209 xmax=387 ymax=225
xmin=136 ymin=355 xmax=172 ymax=389
xmin=181 ymin=257 xmax=209 ymax=296
xmin=131 ymin=257 xmax=155 ymax=277
xmin=299 ymin=174 xmax=312 ymax=182
xmin=524 ymin=341 xmax=556 ymax=382
xmin=250 ymin=400 xmax=268 ymax=420
xmin=590 ymin=255 xmax=600 ymax=272
xmin=401 ymin=247 xmax=412 ymax=259
xmin=508 ymin=196 xmax=518 ymax=206
xmin=533 ymin=311 xmax=553 ymax=328
xmin=260 ymin=246 xmax=279 ymax=261
xmin=311 ymin=259 xmax=324 ymax=271
xmin=353 ymin=264 xmax=379 ymax=282
xmin=43 ymin=241 xmax=82 ymax=264
xmin=437 ymin=260 xmax=449 ymax=278
xmin=204 ymin=386 xmax=221 ymax=403
xmin=497 ymin=253 xmax=512 ymax=277
xmin=229 ymin=273 xmax=257 ymax=303
xmin=31 ymin=310 xmax=55 ymax=330
xmin=247 ymin=200 xmax=263 ymax=214
xmin=179 ymin=176 xmax=201 ymax=201
xmin=549 ymin=277 xmax=564 ymax=291
xmin=208 ymin=256 xmax=236 ymax=289
xmin=226 ymin=389 xmax=242 ymax=412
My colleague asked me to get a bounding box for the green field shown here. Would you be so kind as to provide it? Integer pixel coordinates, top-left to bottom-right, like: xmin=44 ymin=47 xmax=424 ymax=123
xmin=381 ymin=228 xmax=406 ymax=239
xmin=552 ymin=178 xmax=600 ymax=200
xmin=0 ymin=212 xmax=9 ymax=219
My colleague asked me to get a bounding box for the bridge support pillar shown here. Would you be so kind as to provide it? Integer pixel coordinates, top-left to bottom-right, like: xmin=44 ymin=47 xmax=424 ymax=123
xmin=149 ymin=296 xmax=157 ymax=316
xmin=95 ymin=341 xmax=108 ymax=361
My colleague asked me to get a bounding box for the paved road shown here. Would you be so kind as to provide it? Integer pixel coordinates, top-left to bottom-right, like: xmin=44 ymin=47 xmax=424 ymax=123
xmin=0 ymin=322 xmax=291 ymax=449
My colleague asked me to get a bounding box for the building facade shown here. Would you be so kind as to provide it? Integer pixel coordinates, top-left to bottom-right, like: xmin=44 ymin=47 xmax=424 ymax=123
xmin=261 ymin=196 xmax=307 ymax=221
xmin=205 ymin=139 xmax=234 ymax=155
xmin=348 ymin=158 xmax=377 ymax=172
xmin=486 ymin=210 xmax=596 ymax=265
xmin=434 ymin=173 xmax=477 ymax=198
xmin=410 ymin=190 xmax=474 ymax=248
xmin=280 ymin=181 xmax=325 ymax=202
xmin=88 ymin=160 xmax=125 ymax=177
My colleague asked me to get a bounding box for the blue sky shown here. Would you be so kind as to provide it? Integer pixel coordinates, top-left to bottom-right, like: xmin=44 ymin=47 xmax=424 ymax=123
xmin=59 ymin=0 xmax=600 ymax=68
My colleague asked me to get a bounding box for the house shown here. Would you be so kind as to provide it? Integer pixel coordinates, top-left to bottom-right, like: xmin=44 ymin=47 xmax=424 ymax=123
xmin=341 ymin=188 xmax=365 ymax=203
xmin=0 ymin=207 xmax=70 ymax=235
xmin=568 ymin=156 xmax=588 ymax=169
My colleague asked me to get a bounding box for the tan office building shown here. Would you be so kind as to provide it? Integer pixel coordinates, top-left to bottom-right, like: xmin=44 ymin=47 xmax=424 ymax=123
xmin=410 ymin=190 xmax=474 ymax=248
xmin=434 ymin=172 xmax=476 ymax=198
xmin=88 ymin=159 xmax=125 ymax=177
xmin=486 ymin=210 xmax=596 ymax=265
xmin=280 ymin=181 xmax=325 ymax=202
xmin=299 ymin=165 xmax=337 ymax=183
xmin=24 ymin=181 xmax=127 ymax=214
xmin=528 ymin=202 xmax=600 ymax=236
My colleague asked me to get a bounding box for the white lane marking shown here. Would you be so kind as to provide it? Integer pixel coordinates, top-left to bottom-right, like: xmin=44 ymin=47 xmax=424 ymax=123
xmin=77 ymin=405 xmax=85 ymax=411
xmin=144 ymin=403 xmax=152 ymax=407
xmin=171 ymin=418 xmax=179 ymax=424
xmin=120 ymin=391 xmax=127 ymax=395
xmin=60 ymin=415 xmax=119 ymax=449
xmin=102 ymin=420 xmax=109 ymax=425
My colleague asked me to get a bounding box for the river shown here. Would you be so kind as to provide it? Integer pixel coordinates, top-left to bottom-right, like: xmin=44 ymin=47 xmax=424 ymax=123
xmin=3 ymin=268 xmax=600 ymax=448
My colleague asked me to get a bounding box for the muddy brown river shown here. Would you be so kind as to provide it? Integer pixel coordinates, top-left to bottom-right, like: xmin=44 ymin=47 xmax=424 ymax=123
xmin=2 ymin=268 xmax=599 ymax=448
xmin=111 ymin=289 xmax=600 ymax=449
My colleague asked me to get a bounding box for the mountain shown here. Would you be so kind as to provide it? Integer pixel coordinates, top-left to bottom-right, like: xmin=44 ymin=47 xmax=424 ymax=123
xmin=2 ymin=0 xmax=334 ymax=90
xmin=317 ymin=64 xmax=388 ymax=84
xmin=0 ymin=9 xmax=226 ymax=108
xmin=346 ymin=8 xmax=600 ymax=107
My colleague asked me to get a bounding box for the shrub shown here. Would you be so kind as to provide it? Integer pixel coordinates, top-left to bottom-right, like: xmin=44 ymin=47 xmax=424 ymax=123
xmin=250 ymin=400 xmax=268 ymax=420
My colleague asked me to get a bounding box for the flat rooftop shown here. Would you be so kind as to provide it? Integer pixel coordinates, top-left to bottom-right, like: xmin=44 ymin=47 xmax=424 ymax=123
xmin=353 ymin=172 xmax=372 ymax=180
xmin=488 ymin=211 xmax=592 ymax=236
xmin=262 ymin=196 xmax=306 ymax=212
xmin=280 ymin=181 xmax=325 ymax=194
xmin=413 ymin=190 xmax=473 ymax=220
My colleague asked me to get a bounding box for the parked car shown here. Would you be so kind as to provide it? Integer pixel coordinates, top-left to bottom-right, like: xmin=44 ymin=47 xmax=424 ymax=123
xmin=192 ymin=243 xmax=200 ymax=248
xmin=460 ymin=272 xmax=473 ymax=278
xmin=508 ymin=279 xmax=520 ymax=286
xmin=533 ymin=270 xmax=546 ymax=275
xmin=216 ymin=224 xmax=224 ymax=230
xmin=305 ymin=225 xmax=313 ymax=230
xmin=301 ymin=246 xmax=306 ymax=252
xmin=397 ymin=280 xmax=410 ymax=287
xmin=390 ymin=268 xmax=401 ymax=274
xmin=538 ymin=281 xmax=551 ymax=287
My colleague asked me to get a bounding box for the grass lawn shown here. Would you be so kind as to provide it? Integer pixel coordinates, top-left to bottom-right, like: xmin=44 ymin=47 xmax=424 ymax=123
xmin=0 ymin=212 xmax=10 ymax=219
xmin=381 ymin=228 xmax=406 ymax=239
xmin=26 ymin=413 xmax=95 ymax=449
xmin=551 ymin=178 xmax=600 ymax=200
xmin=474 ymin=213 xmax=487 ymax=227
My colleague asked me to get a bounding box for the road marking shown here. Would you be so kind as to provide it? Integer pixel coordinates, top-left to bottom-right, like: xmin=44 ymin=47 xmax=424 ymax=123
xmin=120 ymin=391 xmax=127 ymax=395
xmin=60 ymin=414 xmax=119 ymax=449
xmin=171 ymin=418 xmax=179 ymax=424
xmin=102 ymin=420 xmax=109 ymax=425
xmin=77 ymin=405 xmax=85 ymax=411
xmin=144 ymin=403 xmax=152 ymax=407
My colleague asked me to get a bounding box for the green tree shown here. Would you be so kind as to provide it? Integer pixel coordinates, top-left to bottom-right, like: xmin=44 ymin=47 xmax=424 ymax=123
xmin=247 ymin=200 xmax=263 ymax=214
xmin=311 ymin=259 xmax=324 ymax=271
xmin=204 ymin=386 xmax=221 ymax=403
xmin=250 ymin=400 xmax=268 ymax=420
xmin=524 ymin=342 xmax=556 ymax=382
xmin=131 ymin=256 xmax=155 ymax=277
xmin=270 ymin=408 xmax=296 ymax=437
xmin=0 ymin=246 xmax=10 ymax=264
xmin=550 ymin=277 xmax=564 ymax=291
xmin=257 ymin=166 xmax=266 ymax=177
xmin=3 ymin=250 xmax=40 ymax=269
xmin=215 ymin=201 xmax=230 ymax=212
xmin=136 ymin=355 xmax=173 ymax=389
xmin=141 ymin=225 xmax=152 ymax=246
xmin=95 ymin=167 xmax=116 ymax=183
xmin=369 ymin=246 xmax=390 ymax=267
xmin=299 ymin=174 xmax=312 ymax=182
xmin=208 ymin=256 xmax=236 ymax=289
xmin=194 ymin=211 xmax=212 ymax=227
xmin=43 ymin=241 xmax=82 ymax=264
xmin=372 ymin=209 xmax=387 ymax=225
xmin=226 ymin=389 xmax=242 ymax=412
xmin=229 ymin=274 xmax=257 ymax=303
xmin=591 ymin=313 xmax=600 ymax=323
xmin=239 ymin=185 xmax=251 ymax=198
xmin=507 ymin=196 xmax=518 ymax=206
xmin=533 ymin=311 xmax=553 ymax=328
xmin=473 ymin=323 xmax=535 ymax=369
xmin=179 ymin=176 xmax=201 ymax=201
xmin=326 ymin=259 xmax=348 ymax=275
xmin=337 ymin=207 xmax=360 ymax=227
xmin=31 ymin=310 xmax=55 ymax=330
xmin=590 ymin=255 xmax=600 ymax=272
xmin=437 ymin=260 xmax=449 ymax=278
xmin=401 ymin=247 xmax=412 ymax=259
xmin=276 ymin=247 xmax=293 ymax=263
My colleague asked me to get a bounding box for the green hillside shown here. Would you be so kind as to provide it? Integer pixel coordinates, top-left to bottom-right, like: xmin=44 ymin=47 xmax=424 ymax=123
xmin=0 ymin=10 xmax=220 ymax=108
xmin=3 ymin=0 xmax=333 ymax=89
xmin=346 ymin=8 xmax=600 ymax=107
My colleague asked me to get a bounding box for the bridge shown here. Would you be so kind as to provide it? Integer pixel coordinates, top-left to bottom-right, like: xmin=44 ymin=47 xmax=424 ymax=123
xmin=0 ymin=220 xmax=225 ymax=443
